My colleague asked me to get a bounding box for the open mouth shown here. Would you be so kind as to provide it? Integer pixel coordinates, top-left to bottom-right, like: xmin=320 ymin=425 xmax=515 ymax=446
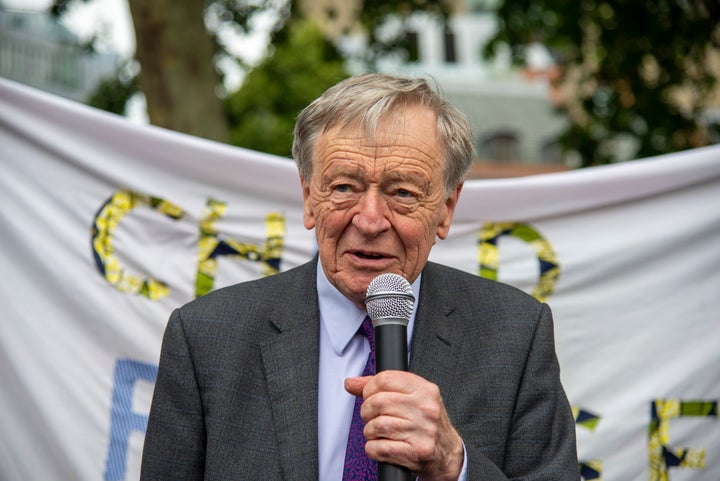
xmin=354 ymin=251 xmax=385 ymax=260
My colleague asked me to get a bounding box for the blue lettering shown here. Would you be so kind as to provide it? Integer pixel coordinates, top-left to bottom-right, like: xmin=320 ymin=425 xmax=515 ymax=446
xmin=104 ymin=359 xmax=157 ymax=481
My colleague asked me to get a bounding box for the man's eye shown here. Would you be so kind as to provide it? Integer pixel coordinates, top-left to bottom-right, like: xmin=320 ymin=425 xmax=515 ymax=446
xmin=396 ymin=189 xmax=415 ymax=198
xmin=334 ymin=184 xmax=351 ymax=193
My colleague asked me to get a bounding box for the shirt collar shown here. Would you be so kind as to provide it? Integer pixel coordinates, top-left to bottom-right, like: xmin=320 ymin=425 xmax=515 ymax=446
xmin=316 ymin=261 xmax=421 ymax=356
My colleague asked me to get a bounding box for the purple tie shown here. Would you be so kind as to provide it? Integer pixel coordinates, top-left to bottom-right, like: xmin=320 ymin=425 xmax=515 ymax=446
xmin=342 ymin=316 xmax=377 ymax=481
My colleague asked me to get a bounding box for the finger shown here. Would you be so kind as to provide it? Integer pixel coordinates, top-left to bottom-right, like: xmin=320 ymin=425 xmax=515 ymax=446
xmin=366 ymin=436 xmax=417 ymax=468
xmin=364 ymin=412 xmax=414 ymax=442
xmin=364 ymin=413 xmax=462 ymax=476
xmin=344 ymin=375 xmax=372 ymax=397
xmin=360 ymin=389 xmax=412 ymax=421
xmin=359 ymin=377 xmax=465 ymax=478
xmin=361 ymin=370 xmax=419 ymax=398
xmin=360 ymin=372 xmax=440 ymax=420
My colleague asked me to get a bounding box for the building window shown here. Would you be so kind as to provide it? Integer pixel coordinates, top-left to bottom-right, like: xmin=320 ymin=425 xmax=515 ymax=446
xmin=404 ymin=30 xmax=419 ymax=63
xmin=480 ymin=130 xmax=520 ymax=162
xmin=444 ymin=29 xmax=456 ymax=63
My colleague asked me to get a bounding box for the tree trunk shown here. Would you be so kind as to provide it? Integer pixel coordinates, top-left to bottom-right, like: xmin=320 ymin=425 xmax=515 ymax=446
xmin=128 ymin=0 xmax=228 ymax=143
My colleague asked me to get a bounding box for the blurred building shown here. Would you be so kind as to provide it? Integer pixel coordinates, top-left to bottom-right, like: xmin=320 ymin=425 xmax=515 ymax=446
xmin=0 ymin=6 xmax=118 ymax=103
xmin=299 ymin=0 xmax=570 ymax=175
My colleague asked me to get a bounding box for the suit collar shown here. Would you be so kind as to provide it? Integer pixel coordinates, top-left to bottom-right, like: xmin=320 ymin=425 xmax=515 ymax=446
xmin=260 ymin=260 xmax=320 ymax=479
xmin=409 ymin=262 xmax=462 ymax=387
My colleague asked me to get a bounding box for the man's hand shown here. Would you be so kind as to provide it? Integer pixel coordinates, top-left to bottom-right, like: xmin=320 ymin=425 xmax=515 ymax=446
xmin=345 ymin=371 xmax=464 ymax=481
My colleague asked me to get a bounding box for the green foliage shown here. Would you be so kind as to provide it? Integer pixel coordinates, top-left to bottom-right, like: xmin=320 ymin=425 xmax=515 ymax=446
xmin=87 ymin=68 xmax=138 ymax=115
xmin=486 ymin=0 xmax=720 ymax=166
xmin=225 ymin=18 xmax=349 ymax=157
xmin=222 ymin=0 xmax=453 ymax=156
xmin=205 ymin=0 xmax=294 ymax=75
xmin=49 ymin=0 xmax=91 ymax=18
xmin=51 ymin=0 xmax=451 ymax=149
xmin=357 ymin=0 xmax=450 ymax=68
xmin=51 ymin=0 xmax=136 ymax=113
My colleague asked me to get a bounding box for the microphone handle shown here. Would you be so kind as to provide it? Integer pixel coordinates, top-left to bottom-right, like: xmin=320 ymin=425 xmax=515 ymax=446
xmin=374 ymin=323 xmax=412 ymax=481
xmin=374 ymin=322 xmax=408 ymax=372
xmin=378 ymin=462 xmax=412 ymax=481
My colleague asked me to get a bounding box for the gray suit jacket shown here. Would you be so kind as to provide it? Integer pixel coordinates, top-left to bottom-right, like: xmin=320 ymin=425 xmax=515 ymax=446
xmin=141 ymin=260 xmax=578 ymax=480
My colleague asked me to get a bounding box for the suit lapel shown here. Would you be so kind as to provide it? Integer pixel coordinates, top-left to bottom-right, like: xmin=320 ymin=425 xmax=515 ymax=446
xmin=409 ymin=263 xmax=463 ymax=394
xmin=260 ymin=263 xmax=320 ymax=480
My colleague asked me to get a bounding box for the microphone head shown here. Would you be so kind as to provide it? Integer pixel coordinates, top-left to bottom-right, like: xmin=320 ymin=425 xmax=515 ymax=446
xmin=364 ymin=273 xmax=415 ymax=326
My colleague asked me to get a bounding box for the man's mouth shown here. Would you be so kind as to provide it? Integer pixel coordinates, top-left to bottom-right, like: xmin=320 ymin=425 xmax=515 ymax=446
xmin=354 ymin=251 xmax=385 ymax=260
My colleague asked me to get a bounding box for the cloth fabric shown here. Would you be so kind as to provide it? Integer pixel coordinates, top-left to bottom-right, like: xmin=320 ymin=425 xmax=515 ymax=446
xmin=140 ymin=258 xmax=578 ymax=480
xmin=342 ymin=316 xmax=377 ymax=480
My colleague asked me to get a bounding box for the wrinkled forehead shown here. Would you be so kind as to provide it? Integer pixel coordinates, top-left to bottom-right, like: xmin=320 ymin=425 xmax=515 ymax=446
xmin=327 ymin=101 xmax=439 ymax=147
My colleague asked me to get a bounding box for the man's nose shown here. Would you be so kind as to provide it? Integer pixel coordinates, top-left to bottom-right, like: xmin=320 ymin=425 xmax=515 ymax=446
xmin=352 ymin=189 xmax=391 ymax=234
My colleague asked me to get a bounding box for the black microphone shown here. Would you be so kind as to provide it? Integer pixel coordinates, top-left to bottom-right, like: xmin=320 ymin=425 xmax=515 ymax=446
xmin=365 ymin=273 xmax=415 ymax=481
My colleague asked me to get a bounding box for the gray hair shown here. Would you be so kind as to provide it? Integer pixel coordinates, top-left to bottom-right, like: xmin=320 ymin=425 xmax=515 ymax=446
xmin=292 ymin=73 xmax=475 ymax=193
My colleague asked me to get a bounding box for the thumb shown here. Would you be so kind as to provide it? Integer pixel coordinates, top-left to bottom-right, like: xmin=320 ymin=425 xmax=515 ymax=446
xmin=345 ymin=375 xmax=372 ymax=397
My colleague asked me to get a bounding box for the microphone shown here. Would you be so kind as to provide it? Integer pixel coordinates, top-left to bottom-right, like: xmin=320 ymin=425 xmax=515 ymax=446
xmin=365 ymin=273 xmax=415 ymax=481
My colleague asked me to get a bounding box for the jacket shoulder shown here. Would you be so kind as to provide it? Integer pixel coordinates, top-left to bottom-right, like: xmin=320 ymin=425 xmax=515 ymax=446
xmin=423 ymin=261 xmax=543 ymax=310
xmin=173 ymin=260 xmax=318 ymax=328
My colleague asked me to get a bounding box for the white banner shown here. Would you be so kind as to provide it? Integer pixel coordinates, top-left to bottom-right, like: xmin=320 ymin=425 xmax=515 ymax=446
xmin=1 ymin=77 xmax=718 ymax=481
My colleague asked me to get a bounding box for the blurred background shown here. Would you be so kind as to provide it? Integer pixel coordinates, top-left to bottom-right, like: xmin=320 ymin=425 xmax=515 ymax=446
xmin=2 ymin=0 xmax=719 ymax=177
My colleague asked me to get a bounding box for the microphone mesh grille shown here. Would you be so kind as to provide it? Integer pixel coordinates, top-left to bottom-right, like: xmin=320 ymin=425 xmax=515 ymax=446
xmin=364 ymin=273 xmax=415 ymax=321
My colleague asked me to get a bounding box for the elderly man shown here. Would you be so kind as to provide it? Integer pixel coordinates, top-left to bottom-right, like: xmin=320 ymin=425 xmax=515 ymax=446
xmin=140 ymin=73 xmax=578 ymax=481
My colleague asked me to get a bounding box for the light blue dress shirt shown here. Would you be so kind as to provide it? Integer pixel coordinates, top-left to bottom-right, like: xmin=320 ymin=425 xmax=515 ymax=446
xmin=316 ymin=263 xmax=468 ymax=481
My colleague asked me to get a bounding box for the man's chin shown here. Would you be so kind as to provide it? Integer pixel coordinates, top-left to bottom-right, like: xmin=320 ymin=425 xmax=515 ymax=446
xmin=335 ymin=274 xmax=376 ymax=304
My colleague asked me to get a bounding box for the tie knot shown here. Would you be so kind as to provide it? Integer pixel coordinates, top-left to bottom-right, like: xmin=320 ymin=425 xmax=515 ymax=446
xmin=359 ymin=316 xmax=375 ymax=351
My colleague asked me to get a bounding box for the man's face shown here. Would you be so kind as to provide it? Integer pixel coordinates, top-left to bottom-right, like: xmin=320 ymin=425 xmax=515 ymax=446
xmin=301 ymin=104 xmax=462 ymax=307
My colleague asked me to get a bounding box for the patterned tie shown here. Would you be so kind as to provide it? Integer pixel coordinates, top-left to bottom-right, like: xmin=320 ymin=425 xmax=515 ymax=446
xmin=342 ymin=316 xmax=377 ymax=481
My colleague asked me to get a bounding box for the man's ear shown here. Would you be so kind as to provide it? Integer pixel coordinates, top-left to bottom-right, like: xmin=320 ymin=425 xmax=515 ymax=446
xmin=300 ymin=176 xmax=316 ymax=230
xmin=436 ymin=182 xmax=463 ymax=240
